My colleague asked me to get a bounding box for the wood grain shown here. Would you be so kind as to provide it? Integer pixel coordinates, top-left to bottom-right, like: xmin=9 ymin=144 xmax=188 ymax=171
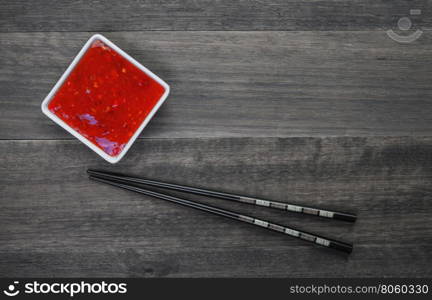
xmin=1 ymin=0 xmax=431 ymax=279
xmin=1 ymin=137 xmax=431 ymax=277
xmin=0 ymin=0 xmax=429 ymax=32
xmin=1 ymin=31 xmax=432 ymax=139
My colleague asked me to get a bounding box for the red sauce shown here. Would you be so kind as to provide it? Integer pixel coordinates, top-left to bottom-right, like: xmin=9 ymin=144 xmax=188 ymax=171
xmin=48 ymin=39 xmax=166 ymax=156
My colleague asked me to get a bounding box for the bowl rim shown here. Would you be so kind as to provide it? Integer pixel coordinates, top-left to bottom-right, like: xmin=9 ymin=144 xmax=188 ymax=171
xmin=41 ymin=34 xmax=170 ymax=164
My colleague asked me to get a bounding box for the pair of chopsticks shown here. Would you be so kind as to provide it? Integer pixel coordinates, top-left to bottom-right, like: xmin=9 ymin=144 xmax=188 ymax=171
xmin=88 ymin=170 xmax=355 ymax=254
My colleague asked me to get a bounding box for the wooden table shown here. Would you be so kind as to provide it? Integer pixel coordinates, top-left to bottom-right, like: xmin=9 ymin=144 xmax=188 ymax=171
xmin=1 ymin=1 xmax=431 ymax=277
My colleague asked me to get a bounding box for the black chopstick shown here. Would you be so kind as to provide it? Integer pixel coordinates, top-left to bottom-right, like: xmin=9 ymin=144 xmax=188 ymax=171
xmin=87 ymin=169 xmax=356 ymax=222
xmin=89 ymin=175 xmax=353 ymax=254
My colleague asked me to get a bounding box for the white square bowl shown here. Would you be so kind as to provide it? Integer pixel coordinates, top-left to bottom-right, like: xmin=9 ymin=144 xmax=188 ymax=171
xmin=41 ymin=34 xmax=170 ymax=164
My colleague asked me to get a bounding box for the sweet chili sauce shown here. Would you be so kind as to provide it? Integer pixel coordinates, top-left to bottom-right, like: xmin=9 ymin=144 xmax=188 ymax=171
xmin=48 ymin=39 xmax=166 ymax=157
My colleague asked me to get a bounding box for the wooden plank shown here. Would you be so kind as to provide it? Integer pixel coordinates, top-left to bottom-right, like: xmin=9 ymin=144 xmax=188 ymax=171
xmin=1 ymin=31 xmax=432 ymax=139
xmin=0 ymin=0 xmax=429 ymax=32
xmin=1 ymin=136 xmax=431 ymax=277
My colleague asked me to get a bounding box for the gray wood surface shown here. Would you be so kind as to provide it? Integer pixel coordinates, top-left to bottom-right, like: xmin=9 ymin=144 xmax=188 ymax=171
xmin=1 ymin=0 xmax=430 ymax=32
xmin=1 ymin=137 xmax=431 ymax=277
xmin=1 ymin=31 xmax=432 ymax=139
xmin=1 ymin=0 xmax=431 ymax=278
